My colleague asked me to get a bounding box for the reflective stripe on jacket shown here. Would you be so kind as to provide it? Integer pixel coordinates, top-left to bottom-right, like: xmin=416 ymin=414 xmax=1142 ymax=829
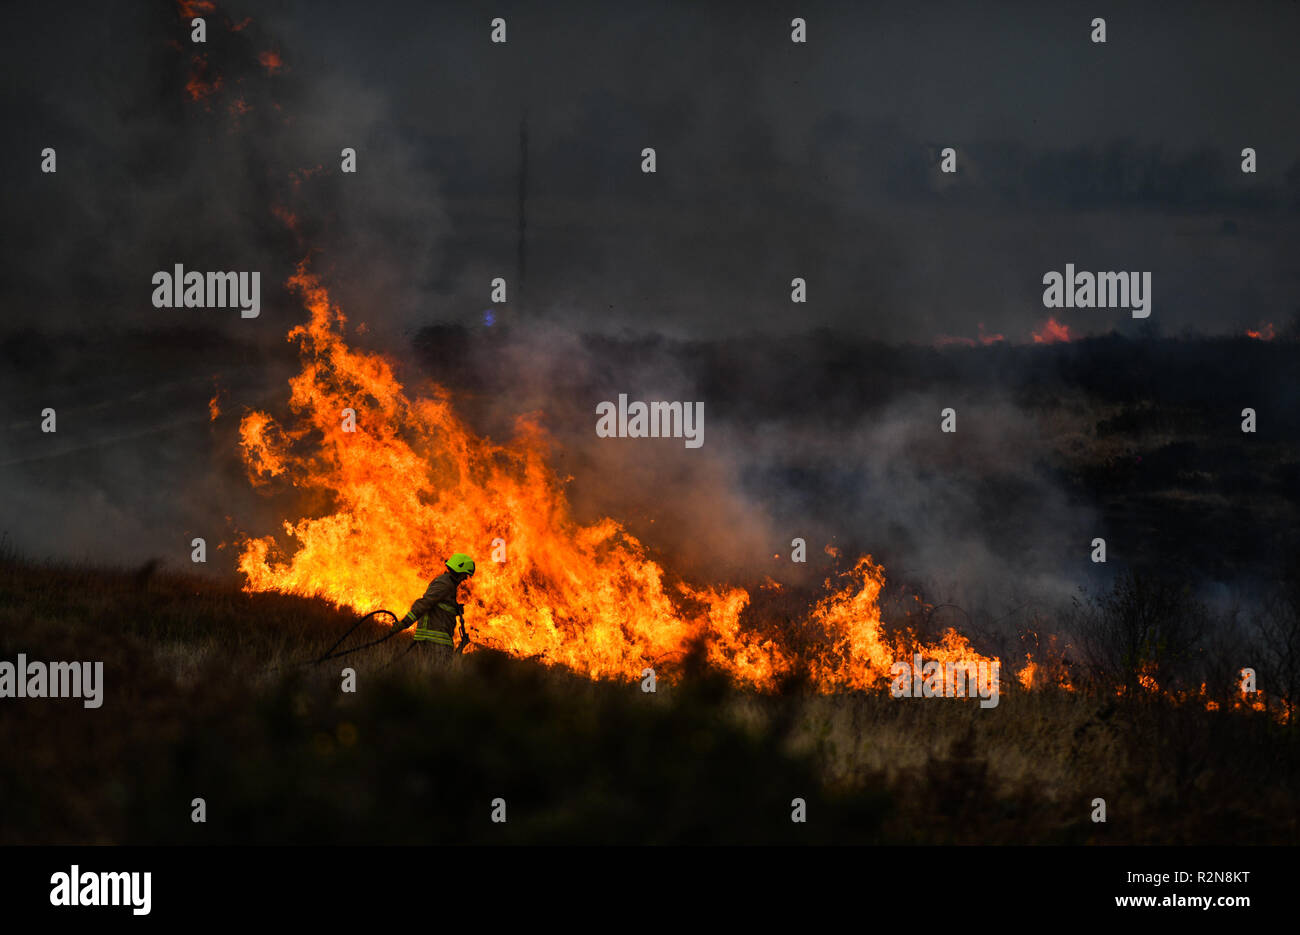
xmin=406 ymin=572 xmax=462 ymax=636
xmin=412 ymin=625 xmax=455 ymax=646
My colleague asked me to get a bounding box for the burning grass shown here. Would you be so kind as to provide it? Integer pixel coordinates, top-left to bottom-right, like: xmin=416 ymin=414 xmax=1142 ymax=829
xmin=0 ymin=553 xmax=1295 ymax=844
xmin=235 ymin=266 xmax=998 ymax=692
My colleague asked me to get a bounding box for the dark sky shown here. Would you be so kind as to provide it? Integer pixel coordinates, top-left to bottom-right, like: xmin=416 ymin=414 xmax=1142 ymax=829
xmin=2 ymin=0 xmax=1298 ymax=345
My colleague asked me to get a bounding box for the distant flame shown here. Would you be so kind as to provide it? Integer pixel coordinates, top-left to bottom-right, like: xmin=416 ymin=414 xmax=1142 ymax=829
xmin=177 ymin=0 xmax=215 ymax=16
xmin=1017 ymin=656 xmax=1038 ymax=689
xmin=185 ymin=53 xmax=222 ymax=104
xmin=1031 ymin=318 xmax=1072 ymax=344
xmin=935 ymin=324 xmax=1005 ymax=348
xmin=289 ymin=166 xmax=324 ymax=191
xmin=1013 ymin=634 xmax=1074 ymax=691
xmin=1137 ymin=665 xmax=1159 ymax=693
xmin=258 ymin=50 xmax=283 ymax=74
xmin=271 ymin=204 xmax=301 ymax=237
xmin=1246 ymin=323 xmax=1275 ymax=341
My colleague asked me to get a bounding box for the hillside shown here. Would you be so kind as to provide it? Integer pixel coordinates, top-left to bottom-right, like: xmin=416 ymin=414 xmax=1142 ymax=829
xmin=1 ymin=552 xmax=1295 ymax=845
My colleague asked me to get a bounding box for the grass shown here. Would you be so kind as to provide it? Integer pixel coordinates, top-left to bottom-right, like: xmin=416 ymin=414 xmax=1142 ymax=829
xmin=0 ymin=553 xmax=1296 ymax=844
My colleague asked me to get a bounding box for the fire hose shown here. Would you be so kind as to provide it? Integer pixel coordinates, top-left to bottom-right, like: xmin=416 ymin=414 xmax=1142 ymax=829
xmin=308 ymin=609 xmax=475 ymax=667
xmin=314 ymin=609 xmax=405 ymax=664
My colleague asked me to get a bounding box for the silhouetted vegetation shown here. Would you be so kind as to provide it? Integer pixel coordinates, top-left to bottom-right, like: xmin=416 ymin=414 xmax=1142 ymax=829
xmin=1 ymin=553 xmax=1295 ymax=844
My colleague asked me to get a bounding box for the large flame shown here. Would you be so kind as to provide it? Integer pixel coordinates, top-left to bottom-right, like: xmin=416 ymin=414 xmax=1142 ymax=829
xmin=236 ymin=267 xmax=997 ymax=689
xmin=184 ymin=0 xmax=1281 ymax=714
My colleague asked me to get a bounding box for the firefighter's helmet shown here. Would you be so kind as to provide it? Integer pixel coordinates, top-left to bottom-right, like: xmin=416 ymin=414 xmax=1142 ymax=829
xmin=447 ymin=553 xmax=476 ymax=576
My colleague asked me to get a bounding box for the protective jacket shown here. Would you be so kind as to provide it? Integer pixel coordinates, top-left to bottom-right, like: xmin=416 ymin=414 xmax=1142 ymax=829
xmin=404 ymin=571 xmax=464 ymax=647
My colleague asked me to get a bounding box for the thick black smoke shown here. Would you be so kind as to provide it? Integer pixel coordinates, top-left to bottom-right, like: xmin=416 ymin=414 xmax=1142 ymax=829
xmin=1 ymin=1 xmax=1297 ymax=640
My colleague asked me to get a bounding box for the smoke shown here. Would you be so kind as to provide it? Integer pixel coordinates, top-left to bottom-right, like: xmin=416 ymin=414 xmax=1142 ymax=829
xmin=0 ymin=2 xmax=448 ymax=339
xmin=1 ymin=0 xmax=1295 ymax=634
xmin=5 ymin=1 xmax=1300 ymax=341
xmin=400 ymin=322 xmax=1102 ymax=633
xmin=735 ymin=391 xmax=1097 ymax=608
xmin=0 ymin=1 xmax=450 ymax=566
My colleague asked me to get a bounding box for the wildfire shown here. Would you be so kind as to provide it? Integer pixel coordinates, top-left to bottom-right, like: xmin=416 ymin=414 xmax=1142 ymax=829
xmin=289 ymin=166 xmax=323 ymax=191
xmin=271 ymin=204 xmax=301 ymax=239
xmin=185 ymin=53 xmax=222 ymax=104
xmin=1031 ymin=318 xmax=1072 ymax=344
xmin=235 ymin=266 xmax=998 ymax=690
xmin=1136 ymin=665 xmax=1159 ymax=693
xmin=935 ymin=323 xmax=1005 ymax=348
xmin=210 ymin=7 xmax=1282 ymax=714
xmin=1181 ymin=680 xmax=1274 ymax=717
xmin=1013 ymin=637 xmax=1074 ymax=691
xmin=1246 ymin=323 xmax=1275 ymax=341
xmin=1017 ymin=656 xmax=1038 ymax=689
xmin=258 ymin=50 xmax=284 ymax=74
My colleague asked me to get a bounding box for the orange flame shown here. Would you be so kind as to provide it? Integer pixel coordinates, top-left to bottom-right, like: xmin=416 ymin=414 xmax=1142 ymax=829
xmin=235 ymin=266 xmax=998 ymax=689
xmin=1137 ymin=665 xmax=1159 ymax=693
xmin=290 ymin=166 xmax=323 ymax=191
xmin=185 ymin=53 xmax=222 ymax=104
xmin=1013 ymin=634 xmax=1074 ymax=691
xmin=177 ymin=0 xmax=216 ymax=16
xmin=935 ymin=323 xmax=1005 ymax=348
xmin=1246 ymin=323 xmax=1275 ymax=341
xmin=258 ymin=50 xmax=283 ymax=74
xmin=977 ymin=323 xmax=1006 ymax=345
xmin=1031 ymin=318 xmax=1072 ymax=344
xmin=1017 ymin=656 xmax=1038 ymax=689
xmin=270 ymin=204 xmax=301 ymax=237
xmin=209 ymin=0 xmax=1288 ymax=710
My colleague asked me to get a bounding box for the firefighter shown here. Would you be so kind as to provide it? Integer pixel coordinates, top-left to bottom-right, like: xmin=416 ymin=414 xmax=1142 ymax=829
xmin=398 ymin=553 xmax=475 ymax=651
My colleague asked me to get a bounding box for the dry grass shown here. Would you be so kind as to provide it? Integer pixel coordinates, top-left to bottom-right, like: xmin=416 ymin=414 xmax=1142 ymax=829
xmin=0 ymin=554 xmax=1296 ymax=844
